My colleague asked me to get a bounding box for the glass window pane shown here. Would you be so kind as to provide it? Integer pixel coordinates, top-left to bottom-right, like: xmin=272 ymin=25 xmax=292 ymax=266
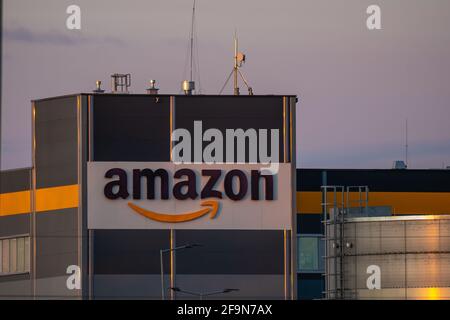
xmin=10 ymin=239 xmax=17 ymax=273
xmin=298 ymin=237 xmax=319 ymax=271
xmin=17 ymin=238 xmax=25 ymax=273
xmin=25 ymin=237 xmax=30 ymax=272
xmin=2 ymin=239 xmax=10 ymax=274
xmin=298 ymin=276 xmax=325 ymax=300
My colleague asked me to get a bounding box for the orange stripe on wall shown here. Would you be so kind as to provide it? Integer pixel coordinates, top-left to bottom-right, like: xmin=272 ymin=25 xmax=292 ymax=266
xmin=297 ymin=192 xmax=322 ymax=214
xmin=0 ymin=185 xmax=78 ymax=217
xmin=35 ymin=185 xmax=79 ymax=213
xmin=297 ymin=191 xmax=450 ymax=215
xmin=0 ymin=190 xmax=31 ymax=216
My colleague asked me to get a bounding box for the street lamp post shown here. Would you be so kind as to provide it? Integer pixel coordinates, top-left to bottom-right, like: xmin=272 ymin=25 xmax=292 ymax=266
xmin=160 ymin=244 xmax=201 ymax=300
xmin=170 ymin=287 xmax=240 ymax=300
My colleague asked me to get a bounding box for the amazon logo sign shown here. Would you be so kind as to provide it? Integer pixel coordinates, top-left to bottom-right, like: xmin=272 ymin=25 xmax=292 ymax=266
xmin=103 ymin=168 xmax=274 ymax=223
xmin=88 ymin=162 xmax=292 ymax=230
xmin=104 ymin=168 xmax=274 ymax=201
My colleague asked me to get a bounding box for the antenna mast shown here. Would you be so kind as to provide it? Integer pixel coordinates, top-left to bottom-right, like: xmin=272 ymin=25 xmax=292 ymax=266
xmin=234 ymin=33 xmax=239 ymax=95
xmin=190 ymin=0 xmax=196 ymax=82
xmin=219 ymin=32 xmax=253 ymax=95
xmin=182 ymin=0 xmax=197 ymax=95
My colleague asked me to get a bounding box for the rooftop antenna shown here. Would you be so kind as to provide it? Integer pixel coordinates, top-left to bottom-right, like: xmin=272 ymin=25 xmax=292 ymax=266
xmin=220 ymin=32 xmax=253 ymax=95
xmin=190 ymin=0 xmax=195 ymax=83
xmin=182 ymin=0 xmax=198 ymax=95
xmin=233 ymin=32 xmax=239 ymax=95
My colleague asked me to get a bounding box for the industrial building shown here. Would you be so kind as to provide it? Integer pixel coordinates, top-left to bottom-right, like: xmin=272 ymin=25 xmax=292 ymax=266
xmin=296 ymin=169 xmax=450 ymax=300
xmin=0 ymin=91 xmax=297 ymax=299
xmin=1 ymin=90 xmax=450 ymax=300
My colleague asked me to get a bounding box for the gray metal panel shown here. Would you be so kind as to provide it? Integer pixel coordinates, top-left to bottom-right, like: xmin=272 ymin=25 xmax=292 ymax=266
xmin=352 ymin=253 xmax=450 ymax=291
xmin=0 ymin=168 xmax=31 ymax=193
xmin=0 ymin=274 xmax=32 ymax=299
xmin=80 ymin=95 xmax=89 ymax=299
xmin=93 ymin=230 xmax=170 ymax=275
xmin=326 ymin=215 xmax=450 ymax=299
xmin=92 ymin=274 xmax=163 ymax=299
xmin=35 ymin=96 xmax=78 ymax=188
xmin=92 ymin=95 xmax=171 ymax=161
xmin=176 ymin=230 xmax=284 ymax=275
xmin=0 ymin=214 xmax=30 ymax=237
xmin=355 ymin=222 xmax=381 ymax=255
xmin=357 ymin=287 xmax=450 ymax=300
xmin=175 ymin=96 xmax=285 ymax=163
xmin=440 ymin=220 xmax=450 ymax=252
xmin=176 ymin=274 xmax=284 ymax=300
xmin=92 ymin=274 xmax=284 ymax=299
xmin=380 ymin=220 xmax=405 ymax=253
xmin=354 ymin=254 xmax=406 ymax=289
xmin=35 ymin=275 xmax=81 ymax=299
xmin=406 ymin=220 xmax=440 ymax=253
xmin=406 ymin=253 xmax=450 ymax=288
xmin=35 ymin=209 xmax=78 ymax=279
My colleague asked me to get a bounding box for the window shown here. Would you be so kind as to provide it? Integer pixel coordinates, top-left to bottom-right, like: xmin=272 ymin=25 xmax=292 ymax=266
xmin=0 ymin=236 xmax=30 ymax=276
xmin=297 ymin=234 xmax=324 ymax=273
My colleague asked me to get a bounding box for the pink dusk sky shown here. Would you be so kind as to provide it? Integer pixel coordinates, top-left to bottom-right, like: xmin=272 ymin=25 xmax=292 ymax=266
xmin=1 ymin=0 xmax=450 ymax=170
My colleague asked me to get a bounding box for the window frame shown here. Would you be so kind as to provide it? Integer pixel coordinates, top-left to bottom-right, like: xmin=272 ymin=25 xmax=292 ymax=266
xmin=0 ymin=234 xmax=31 ymax=277
xmin=297 ymin=233 xmax=325 ymax=273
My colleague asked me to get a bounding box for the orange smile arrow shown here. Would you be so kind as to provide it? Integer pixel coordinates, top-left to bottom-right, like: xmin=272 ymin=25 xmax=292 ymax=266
xmin=127 ymin=200 xmax=219 ymax=223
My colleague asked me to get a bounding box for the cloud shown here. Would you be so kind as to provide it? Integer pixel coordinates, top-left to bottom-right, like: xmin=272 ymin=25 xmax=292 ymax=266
xmin=3 ymin=27 xmax=125 ymax=46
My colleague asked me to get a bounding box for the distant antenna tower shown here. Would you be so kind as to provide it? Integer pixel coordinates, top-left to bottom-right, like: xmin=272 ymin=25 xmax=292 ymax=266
xmin=219 ymin=32 xmax=253 ymax=95
xmin=405 ymin=118 xmax=409 ymax=168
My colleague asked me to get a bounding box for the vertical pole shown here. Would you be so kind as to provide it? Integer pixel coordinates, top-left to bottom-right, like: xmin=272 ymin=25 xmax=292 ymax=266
xmin=404 ymin=222 xmax=407 ymax=300
xmin=333 ymin=187 xmax=338 ymax=299
xmin=88 ymin=230 xmax=94 ymax=300
xmin=283 ymin=97 xmax=287 ymax=163
xmin=283 ymin=229 xmax=288 ymax=300
xmin=169 ymin=96 xmax=175 ymax=162
xmin=290 ymin=98 xmax=297 ymax=300
xmin=170 ymin=229 xmax=176 ymax=300
xmin=31 ymin=103 xmax=37 ymax=299
xmin=339 ymin=187 xmax=346 ymax=299
xmin=234 ymin=35 xmax=239 ymax=95
xmin=88 ymin=95 xmax=94 ymax=300
xmin=77 ymin=96 xmax=83 ymax=299
xmin=190 ymin=0 xmax=196 ymax=82
xmin=160 ymin=250 xmax=164 ymax=300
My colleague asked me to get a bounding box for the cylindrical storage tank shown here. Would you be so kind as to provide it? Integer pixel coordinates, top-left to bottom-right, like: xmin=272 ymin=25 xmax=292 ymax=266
xmin=325 ymin=215 xmax=450 ymax=300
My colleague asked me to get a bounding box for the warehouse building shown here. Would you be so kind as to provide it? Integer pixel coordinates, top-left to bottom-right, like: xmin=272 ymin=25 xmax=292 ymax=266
xmin=0 ymin=92 xmax=297 ymax=299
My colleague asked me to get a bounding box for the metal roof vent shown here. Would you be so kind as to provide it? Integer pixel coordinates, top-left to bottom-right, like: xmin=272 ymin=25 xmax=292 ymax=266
xmin=182 ymin=80 xmax=195 ymax=95
xmin=392 ymin=160 xmax=407 ymax=169
xmin=93 ymin=80 xmax=105 ymax=93
xmin=111 ymin=73 xmax=131 ymax=93
xmin=146 ymin=80 xmax=159 ymax=95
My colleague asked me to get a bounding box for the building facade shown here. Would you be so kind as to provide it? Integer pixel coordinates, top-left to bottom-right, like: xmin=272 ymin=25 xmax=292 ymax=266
xmin=0 ymin=93 xmax=297 ymax=299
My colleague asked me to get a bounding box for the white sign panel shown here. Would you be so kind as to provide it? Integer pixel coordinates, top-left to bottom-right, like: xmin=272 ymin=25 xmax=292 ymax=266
xmin=87 ymin=162 xmax=293 ymax=230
